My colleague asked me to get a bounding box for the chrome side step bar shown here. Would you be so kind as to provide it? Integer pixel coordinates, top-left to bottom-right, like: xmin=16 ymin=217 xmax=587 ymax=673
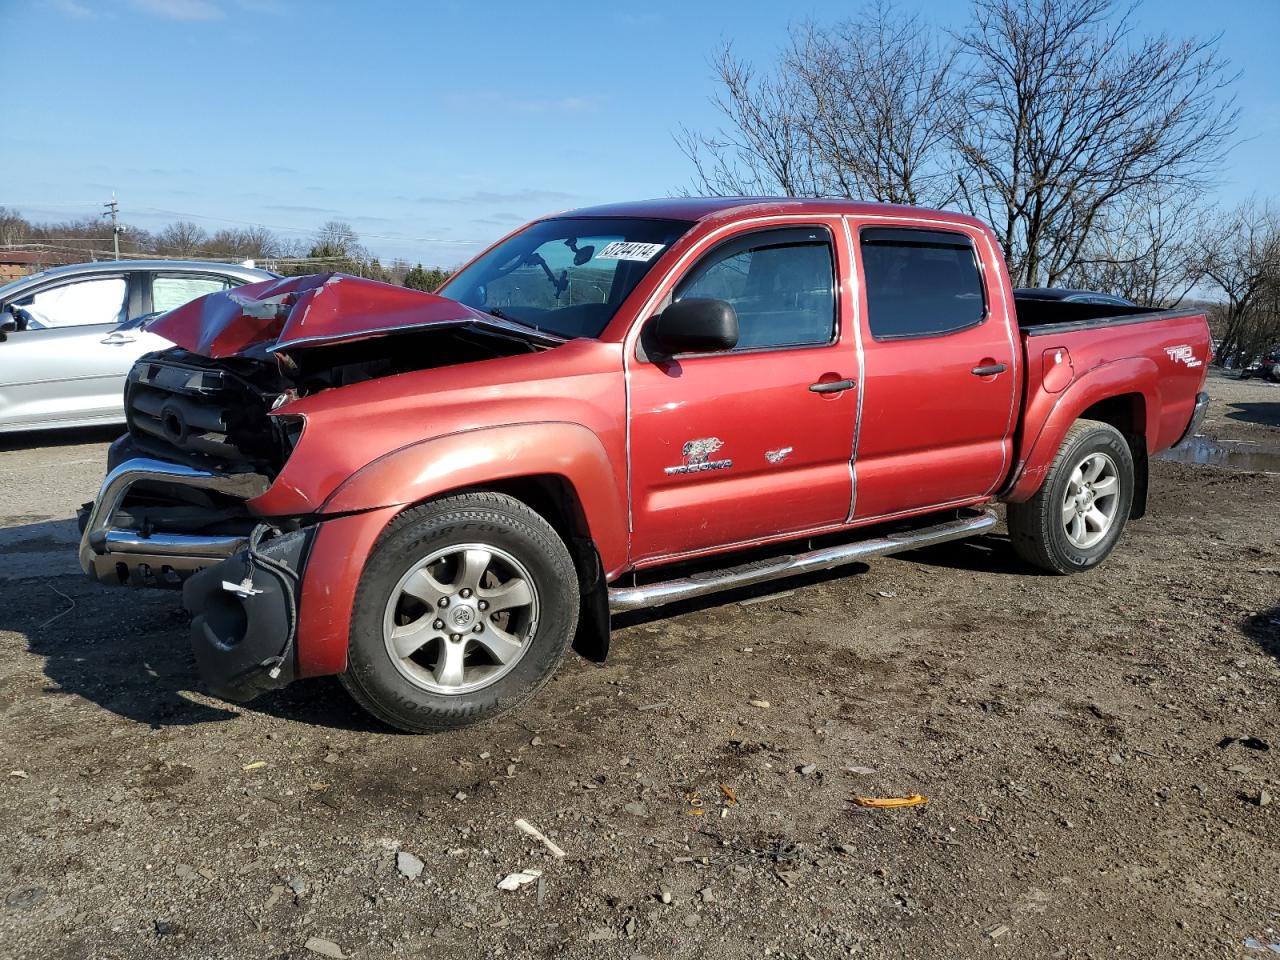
xmin=607 ymin=509 xmax=998 ymax=613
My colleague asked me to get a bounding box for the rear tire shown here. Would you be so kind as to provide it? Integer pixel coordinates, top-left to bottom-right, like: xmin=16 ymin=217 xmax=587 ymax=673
xmin=340 ymin=492 xmax=579 ymax=732
xmin=1007 ymin=419 xmax=1134 ymax=575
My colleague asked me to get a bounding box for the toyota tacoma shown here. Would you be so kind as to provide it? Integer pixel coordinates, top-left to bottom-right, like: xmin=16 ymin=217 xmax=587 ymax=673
xmin=77 ymin=198 xmax=1211 ymax=731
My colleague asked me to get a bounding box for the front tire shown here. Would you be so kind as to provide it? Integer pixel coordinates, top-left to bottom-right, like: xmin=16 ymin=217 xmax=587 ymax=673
xmin=1007 ymin=419 xmax=1134 ymax=575
xmin=340 ymin=492 xmax=579 ymax=732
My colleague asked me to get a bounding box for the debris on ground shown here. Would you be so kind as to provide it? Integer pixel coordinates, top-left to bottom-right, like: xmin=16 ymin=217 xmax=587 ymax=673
xmin=304 ymin=937 xmax=347 ymax=959
xmin=396 ymin=851 xmax=425 ymax=879
xmin=514 ymin=818 xmax=566 ymax=858
xmin=497 ymin=868 xmax=543 ymax=891
xmin=851 ymin=794 xmax=929 ymax=809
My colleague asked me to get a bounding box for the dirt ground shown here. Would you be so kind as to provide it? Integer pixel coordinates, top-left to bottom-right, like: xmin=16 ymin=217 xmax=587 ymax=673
xmin=0 ymin=370 xmax=1277 ymax=960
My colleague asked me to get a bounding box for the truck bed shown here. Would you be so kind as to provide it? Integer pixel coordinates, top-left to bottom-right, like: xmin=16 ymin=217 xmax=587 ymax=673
xmin=1009 ymin=295 xmax=1211 ymax=503
xmin=1014 ymin=295 xmax=1202 ymax=336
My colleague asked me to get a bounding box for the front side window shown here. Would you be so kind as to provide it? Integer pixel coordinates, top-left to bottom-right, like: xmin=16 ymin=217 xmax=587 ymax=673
xmin=439 ymin=217 xmax=692 ymax=339
xmin=860 ymin=228 xmax=985 ymax=339
xmin=674 ymin=227 xmax=836 ymax=350
xmin=14 ymin=276 xmax=127 ymax=329
xmin=152 ymin=274 xmax=233 ymax=313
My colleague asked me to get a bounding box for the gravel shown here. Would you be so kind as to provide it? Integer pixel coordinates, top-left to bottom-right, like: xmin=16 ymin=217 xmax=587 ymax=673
xmin=0 ymin=373 xmax=1276 ymax=958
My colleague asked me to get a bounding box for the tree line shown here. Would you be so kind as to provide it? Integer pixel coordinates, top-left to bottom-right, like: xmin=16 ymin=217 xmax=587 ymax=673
xmin=679 ymin=0 xmax=1279 ymax=365
xmin=0 ymin=208 xmax=452 ymax=292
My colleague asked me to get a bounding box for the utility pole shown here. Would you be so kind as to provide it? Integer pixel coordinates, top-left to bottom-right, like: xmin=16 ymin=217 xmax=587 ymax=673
xmin=103 ymin=194 xmax=121 ymax=260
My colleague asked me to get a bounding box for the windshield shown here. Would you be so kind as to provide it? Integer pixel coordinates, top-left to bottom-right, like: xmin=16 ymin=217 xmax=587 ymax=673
xmin=439 ymin=217 xmax=692 ymax=339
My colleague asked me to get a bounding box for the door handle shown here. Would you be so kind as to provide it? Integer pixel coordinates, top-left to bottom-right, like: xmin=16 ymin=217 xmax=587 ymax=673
xmin=101 ymin=334 xmax=136 ymax=345
xmin=809 ymin=378 xmax=856 ymax=394
xmin=971 ymin=362 xmax=1007 ymax=377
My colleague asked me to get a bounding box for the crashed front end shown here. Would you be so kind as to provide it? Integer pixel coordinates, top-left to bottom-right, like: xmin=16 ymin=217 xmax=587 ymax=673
xmin=76 ymin=272 xmax=555 ymax=701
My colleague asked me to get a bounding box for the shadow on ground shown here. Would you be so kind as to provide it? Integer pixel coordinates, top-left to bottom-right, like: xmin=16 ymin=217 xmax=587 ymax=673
xmin=0 ymin=424 xmax=121 ymax=453
xmin=7 ymin=529 xmax=1025 ymax=731
xmin=1225 ymin=400 xmax=1280 ymax=429
xmin=4 ymin=547 xmax=382 ymax=733
xmin=1242 ymin=603 xmax=1280 ymax=661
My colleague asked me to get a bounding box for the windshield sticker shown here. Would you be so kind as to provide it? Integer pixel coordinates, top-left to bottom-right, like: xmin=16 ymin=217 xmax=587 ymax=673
xmin=597 ymin=241 xmax=666 ymax=262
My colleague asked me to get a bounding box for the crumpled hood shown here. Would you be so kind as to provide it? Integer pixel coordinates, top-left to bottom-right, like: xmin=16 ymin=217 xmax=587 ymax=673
xmin=147 ymin=272 xmax=559 ymax=359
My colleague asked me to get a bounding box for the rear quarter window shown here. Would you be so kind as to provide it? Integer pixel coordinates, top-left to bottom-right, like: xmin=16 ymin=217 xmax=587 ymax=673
xmin=860 ymin=228 xmax=986 ymax=339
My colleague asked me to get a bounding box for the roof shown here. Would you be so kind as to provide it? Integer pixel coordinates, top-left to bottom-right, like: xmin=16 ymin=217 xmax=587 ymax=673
xmin=1014 ymin=287 xmax=1135 ymax=304
xmin=557 ymin=196 xmax=983 ymax=227
xmin=0 ymin=259 xmax=277 ymax=298
xmin=19 ymin=258 xmax=275 ymax=279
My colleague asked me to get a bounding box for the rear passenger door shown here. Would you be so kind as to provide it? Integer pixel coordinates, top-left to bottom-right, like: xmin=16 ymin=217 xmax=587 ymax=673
xmin=850 ymin=224 xmax=1017 ymax=521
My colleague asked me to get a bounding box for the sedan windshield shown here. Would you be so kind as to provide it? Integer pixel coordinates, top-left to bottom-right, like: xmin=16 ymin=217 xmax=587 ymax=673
xmin=439 ymin=217 xmax=692 ymax=339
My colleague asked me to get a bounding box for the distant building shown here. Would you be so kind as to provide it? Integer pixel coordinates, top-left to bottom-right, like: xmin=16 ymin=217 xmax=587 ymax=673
xmin=0 ymin=250 xmax=79 ymax=283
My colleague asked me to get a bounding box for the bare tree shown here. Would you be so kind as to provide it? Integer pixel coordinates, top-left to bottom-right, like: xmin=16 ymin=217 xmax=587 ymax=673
xmin=0 ymin=207 xmax=25 ymax=247
xmin=1200 ymin=201 xmax=1280 ymax=365
xmin=791 ymin=4 xmax=960 ymax=205
xmin=678 ymin=3 xmax=958 ymax=205
xmin=154 ymin=220 xmax=209 ymax=257
xmin=313 ymin=220 xmax=365 ymax=259
xmin=1062 ymin=186 xmax=1205 ymax=306
xmin=676 ymin=45 xmax=821 ymax=197
xmin=204 ymin=226 xmax=281 ymax=260
xmin=679 ymin=0 xmax=1238 ymax=287
xmin=954 ymin=0 xmax=1239 ymax=286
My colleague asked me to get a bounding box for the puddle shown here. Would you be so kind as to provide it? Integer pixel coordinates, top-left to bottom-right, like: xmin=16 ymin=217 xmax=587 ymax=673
xmin=1155 ymin=437 xmax=1280 ymax=473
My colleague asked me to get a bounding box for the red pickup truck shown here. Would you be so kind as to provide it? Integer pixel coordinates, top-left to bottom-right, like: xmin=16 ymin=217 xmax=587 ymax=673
xmin=77 ymin=198 xmax=1210 ymax=731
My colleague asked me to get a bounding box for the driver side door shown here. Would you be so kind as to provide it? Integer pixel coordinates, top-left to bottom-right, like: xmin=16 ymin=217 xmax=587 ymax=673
xmin=627 ymin=222 xmax=857 ymax=562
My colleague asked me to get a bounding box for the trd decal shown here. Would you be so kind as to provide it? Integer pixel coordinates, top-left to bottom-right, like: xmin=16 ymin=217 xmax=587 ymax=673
xmin=665 ymin=438 xmax=733 ymax=475
xmin=1164 ymin=344 xmax=1202 ymax=368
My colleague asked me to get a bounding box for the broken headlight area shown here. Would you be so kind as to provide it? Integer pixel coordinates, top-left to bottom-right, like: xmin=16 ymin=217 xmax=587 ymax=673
xmin=125 ymin=350 xmax=298 ymax=477
xmin=183 ymin=525 xmax=314 ymax=702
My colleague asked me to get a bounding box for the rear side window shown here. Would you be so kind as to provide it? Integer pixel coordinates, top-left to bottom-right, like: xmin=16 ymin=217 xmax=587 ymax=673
xmin=152 ymin=274 xmax=233 ymax=313
xmin=675 ymin=227 xmax=835 ymax=350
xmin=860 ymin=228 xmax=985 ymax=339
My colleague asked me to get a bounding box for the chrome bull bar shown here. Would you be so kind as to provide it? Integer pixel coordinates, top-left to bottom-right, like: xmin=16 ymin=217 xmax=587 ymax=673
xmin=79 ymin=456 xmax=270 ymax=585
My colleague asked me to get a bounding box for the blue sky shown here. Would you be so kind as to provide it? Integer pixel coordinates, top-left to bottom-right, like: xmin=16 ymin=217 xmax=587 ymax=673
xmin=2 ymin=0 xmax=1277 ymax=266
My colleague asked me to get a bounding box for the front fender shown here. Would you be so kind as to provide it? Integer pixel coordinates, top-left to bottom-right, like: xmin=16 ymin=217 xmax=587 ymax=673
xmin=1005 ymin=356 xmax=1159 ymax=502
xmin=320 ymin=421 xmax=629 ymax=574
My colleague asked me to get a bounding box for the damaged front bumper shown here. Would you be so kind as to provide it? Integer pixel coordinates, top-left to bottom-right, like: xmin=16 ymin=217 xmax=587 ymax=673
xmin=78 ymin=455 xmax=313 ymax=701
xmin=78 ymin=456 xmax=270 ymax=585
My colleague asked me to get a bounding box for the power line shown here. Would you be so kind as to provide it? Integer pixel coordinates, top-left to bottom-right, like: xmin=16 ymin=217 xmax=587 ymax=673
xmin=0 ymin=200 xmax=483 ymax=247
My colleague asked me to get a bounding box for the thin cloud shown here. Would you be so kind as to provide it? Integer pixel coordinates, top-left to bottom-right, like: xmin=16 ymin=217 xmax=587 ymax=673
xmin=409 ymin=189 xmax=578 ymax=206
xmin=443 ymin=91 xmax=604 ymax=115
xmin=45 ymin=0 xmax=96 ymax=18
xmin=472 ymin=212 xmax=529 ymax=227
xmin=263 ymin=203 xmax=340 ymax=215
xmin=129 ymin=0 xmax=223 ymax=20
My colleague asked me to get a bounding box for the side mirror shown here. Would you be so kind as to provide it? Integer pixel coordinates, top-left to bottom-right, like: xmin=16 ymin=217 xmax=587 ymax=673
xmin=0 ymin=309 xmax=16 ymax=342
xmin=651 ymin=298 xmax=738 ymax=355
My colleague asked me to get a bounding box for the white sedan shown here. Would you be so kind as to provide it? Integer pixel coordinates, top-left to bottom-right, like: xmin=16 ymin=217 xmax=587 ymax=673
xmin=0 ymin=259 xmax=275 ymax=433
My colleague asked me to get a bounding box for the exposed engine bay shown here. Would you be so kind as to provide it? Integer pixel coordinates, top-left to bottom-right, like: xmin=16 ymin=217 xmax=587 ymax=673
xmin=85 ymin=321 xmax=550 ymax=589
xmin=122 ymin=323 xmax=547 ymax=477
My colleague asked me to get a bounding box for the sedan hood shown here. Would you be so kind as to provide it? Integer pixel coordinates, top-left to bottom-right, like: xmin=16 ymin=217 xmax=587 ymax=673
xmin=147 ymin=272 xmax=561 ymax=359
